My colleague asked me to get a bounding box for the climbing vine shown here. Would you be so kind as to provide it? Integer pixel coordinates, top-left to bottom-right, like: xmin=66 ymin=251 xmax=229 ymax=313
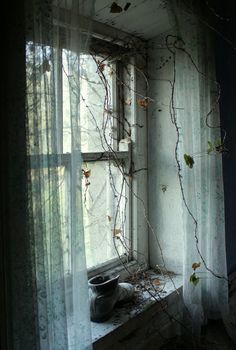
xmin=66 ymin=0 xmax=231 ymax=344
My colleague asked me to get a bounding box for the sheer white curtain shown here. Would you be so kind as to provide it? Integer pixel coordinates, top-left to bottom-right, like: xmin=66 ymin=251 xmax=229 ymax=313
xmin=25 ymin=0 xmax=95 ymax=348
xmin=169 ymin=0 xmax=228 ymax=333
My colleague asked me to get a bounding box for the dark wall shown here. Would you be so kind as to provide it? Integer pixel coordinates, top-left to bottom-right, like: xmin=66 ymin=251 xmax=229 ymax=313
xmin=1 ymin=1 xmax=38 ymax=348
xmin=214 ymin=1 xmax=236 ymax=274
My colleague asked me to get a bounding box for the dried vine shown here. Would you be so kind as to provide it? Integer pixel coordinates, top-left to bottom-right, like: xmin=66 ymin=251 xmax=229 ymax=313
xmin=165 ymin=34 xmax=228 ymax=283
xmin=64 ymin=19 xmax=229 ymax=343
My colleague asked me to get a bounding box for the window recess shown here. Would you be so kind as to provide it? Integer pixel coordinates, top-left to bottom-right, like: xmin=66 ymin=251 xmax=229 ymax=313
xmin=26 ymin=30 xmax=148 ymax=274
xmin=77 ymin=45 xmax=132 ymax=270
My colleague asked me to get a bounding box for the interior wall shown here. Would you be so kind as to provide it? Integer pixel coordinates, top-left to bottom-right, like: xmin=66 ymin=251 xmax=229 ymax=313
xmin=215 ymin=8 xmax=236 ymax=275
xmin=147 ymin=8 xmax=236 ymax=277
xmin=147 ymin=32 xmax=183 ymax=274
xmin=1 ymin=0 xmax=38 ymax=347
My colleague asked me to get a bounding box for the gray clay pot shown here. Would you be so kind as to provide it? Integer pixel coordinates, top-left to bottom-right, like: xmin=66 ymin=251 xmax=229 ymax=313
xmin=88 ymin=274 xmax=120 ymax=322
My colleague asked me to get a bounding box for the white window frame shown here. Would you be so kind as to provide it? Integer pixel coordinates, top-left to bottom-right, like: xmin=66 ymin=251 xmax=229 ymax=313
xmin=28 ymin=17 xmax=149 ymax=277
xmin=84 ymin=22 xmax=149 ymax=278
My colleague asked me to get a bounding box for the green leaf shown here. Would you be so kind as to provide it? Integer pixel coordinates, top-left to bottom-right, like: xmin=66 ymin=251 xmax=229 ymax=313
xmin=184 ymin=154 xmax=194 ymax=168
xmin=207 ymin=141 xmax=213 ymax=155
xmin=143 ymin=300 xmax=155 ymax=310
xmin=215 ymin=138 xmax=222 ymax=147
xmin=215 ymin=138 xmax=223 ymax=153
xmin=189 ymin=272 xmax=200 ymax=286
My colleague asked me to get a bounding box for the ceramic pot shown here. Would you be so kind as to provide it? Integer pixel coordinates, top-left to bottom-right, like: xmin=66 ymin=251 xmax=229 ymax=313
xmin=88 ymin=274 xmax=120 ymax=322
xmin=88 ymin=274 xmax=134 ymax=322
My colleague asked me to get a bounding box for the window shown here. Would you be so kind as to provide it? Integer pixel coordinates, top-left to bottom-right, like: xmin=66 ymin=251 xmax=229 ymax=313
xmin=26 ymin=31 xmax=148 ymax=275
xmin=68 ymin=49 xmax=132 ymax=269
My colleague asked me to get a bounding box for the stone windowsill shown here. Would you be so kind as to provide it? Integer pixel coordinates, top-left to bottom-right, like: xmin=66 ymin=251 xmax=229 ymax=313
xmin=91 ymin=271 xmax=183 ymax=349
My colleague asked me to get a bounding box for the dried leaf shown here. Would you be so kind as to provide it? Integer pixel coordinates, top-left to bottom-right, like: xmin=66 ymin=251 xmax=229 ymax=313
xmin=120 ymin=136 xmax=131 ymax=144
xmin=189 ymin=272 xmax=200 ymax=286
xmin=82 ymin=169 xmax=91 ymax=178
xmin=97 ymin=60 xmax=106 ymax=72
xmin=125 ymin=98 xmax=132 ymax=105
xmin=112 ymin=228 xmax=122 ymax=237
xmin=192 ymin=262 xmax=201 ymax=270
xmin=110 ymin=2 xmax=122 ymax=13
xmin=108 ymin=215 xmax=112 ymax=222
xmin=184 ymin=154 xmax=194 ymax=168
xmin=152 ymin=279 xmax=161 ymax=285
xmin=41 ymin=59 xmax=51 ymax=73
xmin=137 ymin=98 xmax=149 ymax=108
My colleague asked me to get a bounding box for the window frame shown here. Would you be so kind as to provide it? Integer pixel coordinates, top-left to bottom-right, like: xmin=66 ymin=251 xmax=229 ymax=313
xmin=80 ymin=44 xmax=133 ymax=272
xmin=27 ymin=18 xmax=149 ymax=277
xmin=83 ymin=28 xmax=149 ymax=277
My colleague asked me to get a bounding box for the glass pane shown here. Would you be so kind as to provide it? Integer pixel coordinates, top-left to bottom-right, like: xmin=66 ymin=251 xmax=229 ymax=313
xmin=82 ymin=161 xmax=128 ymax=269
xmin=26 ymin=42 xmax=57 ymax=155
xmin=62 ymin=51 xmax=115 ymax=153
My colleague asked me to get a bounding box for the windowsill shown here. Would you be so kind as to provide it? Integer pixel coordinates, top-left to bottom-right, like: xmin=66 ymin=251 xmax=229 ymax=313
xmin=92 ymin=270 xmax=183 ymax=349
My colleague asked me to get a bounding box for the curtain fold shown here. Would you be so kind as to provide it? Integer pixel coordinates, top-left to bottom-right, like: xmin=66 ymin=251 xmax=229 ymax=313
xmin=24 ymin=0 xmax=95 ymax=348
xmin=169 ymin=0 xmax=228 ymax=334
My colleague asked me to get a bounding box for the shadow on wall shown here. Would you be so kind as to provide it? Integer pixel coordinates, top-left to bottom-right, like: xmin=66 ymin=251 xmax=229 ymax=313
xmin=215 ymin=0 xmax=236 ymax=275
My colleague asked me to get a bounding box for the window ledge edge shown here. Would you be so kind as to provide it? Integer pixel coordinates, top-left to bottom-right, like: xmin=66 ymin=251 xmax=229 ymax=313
xmin=92 ymin=272 xmax=183 ymax=349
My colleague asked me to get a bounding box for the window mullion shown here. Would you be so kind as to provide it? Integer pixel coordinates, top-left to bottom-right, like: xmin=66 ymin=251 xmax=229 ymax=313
xmin=81 ymin=151 xmax=129 ymax=162
xmin=113 ymin=61 xmax=124 ymax=151
xmin=55 ymin=46 xmax=63 ymax=154
xmin=117 ymin=61 xmax=125 ymax=142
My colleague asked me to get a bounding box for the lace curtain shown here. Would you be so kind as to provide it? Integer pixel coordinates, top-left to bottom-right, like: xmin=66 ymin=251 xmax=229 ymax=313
xmin=24 ymin=0 xmax=95 ymax=348
xmin=169 ymin=0 xmax=229 ymax=333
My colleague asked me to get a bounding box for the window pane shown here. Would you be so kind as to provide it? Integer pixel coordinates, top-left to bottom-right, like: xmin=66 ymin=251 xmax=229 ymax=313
xmin=62 ymin=51 xmax=115 ymax=153
xmin=82 ymin=161 xmax=128 ymax=269
xmin=26 ymin=42 xmax=57 ymax=155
